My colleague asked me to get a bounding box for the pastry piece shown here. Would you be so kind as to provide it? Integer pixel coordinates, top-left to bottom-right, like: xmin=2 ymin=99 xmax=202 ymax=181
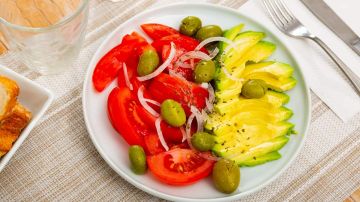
xmin=0 ymin=75 xmax=19 ymax=121
xmin=0 ymin=103 xmax=32 ymax=156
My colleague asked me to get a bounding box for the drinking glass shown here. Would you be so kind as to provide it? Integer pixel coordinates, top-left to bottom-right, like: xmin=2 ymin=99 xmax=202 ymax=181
xmin=0 ymin=0 xmax=89 ymax=75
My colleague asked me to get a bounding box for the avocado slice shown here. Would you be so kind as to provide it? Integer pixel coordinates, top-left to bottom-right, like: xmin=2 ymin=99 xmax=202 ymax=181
xmin=218 ymin=24 xmax=245 ymax=53
xmin=213 ymin=136 xmax=289 ymax=164
xmin=222 ymin=31 xmax=266 ymax=69
xmin=216 ymin=41 xmax=277 ymax=93
xmin=239 ymin=151 xmax=281 ymax=167
xmin=242 ymin=62 xmax=294 ymax=79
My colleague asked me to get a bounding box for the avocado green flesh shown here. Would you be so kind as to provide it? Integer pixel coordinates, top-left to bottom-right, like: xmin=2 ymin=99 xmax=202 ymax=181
xmin=206 ymin=24 xmax=297 ymax=167
xmin=239 ymin=151 xmax=282 ymax=167
xmin=218 ymin=24 xmax=244 ymax=53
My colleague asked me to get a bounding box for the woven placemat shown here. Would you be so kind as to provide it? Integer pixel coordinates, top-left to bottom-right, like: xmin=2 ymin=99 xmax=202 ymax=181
xmin=0 ymin=0 xmax=359 ymax=201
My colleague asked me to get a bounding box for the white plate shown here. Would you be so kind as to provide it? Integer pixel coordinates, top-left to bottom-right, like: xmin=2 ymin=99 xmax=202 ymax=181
xmin=83 ymin=3 xmax=311 ymax=201
xmin=0 ymin=65 xmax=53 ymax=172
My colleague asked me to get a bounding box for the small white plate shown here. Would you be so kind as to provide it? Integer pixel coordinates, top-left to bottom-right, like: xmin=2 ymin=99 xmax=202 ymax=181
xmin=0 ymin=65 xmax=53 ymax=172
xmin=83 ymin=3 xmax=311 ymax=201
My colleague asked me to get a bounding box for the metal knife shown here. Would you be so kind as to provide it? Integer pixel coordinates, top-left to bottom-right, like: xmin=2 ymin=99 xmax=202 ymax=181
xmin=301 ymin=0 xmax=360 ymax=56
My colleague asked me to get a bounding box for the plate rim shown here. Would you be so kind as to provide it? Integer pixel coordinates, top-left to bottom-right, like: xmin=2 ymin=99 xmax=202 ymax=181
xmin=82 ymin=2 xmax=311 ymax=201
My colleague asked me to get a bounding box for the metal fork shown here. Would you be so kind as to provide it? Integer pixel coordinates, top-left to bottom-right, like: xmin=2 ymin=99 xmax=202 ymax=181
xmin=263 ymin=0 xmax=360 ymax=95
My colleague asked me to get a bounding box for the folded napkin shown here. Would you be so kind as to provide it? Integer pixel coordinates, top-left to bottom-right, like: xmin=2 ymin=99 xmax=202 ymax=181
xmin=238 ymin=0 xmax=360 ymax=121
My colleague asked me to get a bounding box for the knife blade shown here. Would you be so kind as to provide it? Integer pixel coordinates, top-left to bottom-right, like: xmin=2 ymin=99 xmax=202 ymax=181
xmin=301 ymin=0 xmax=360 ymax=56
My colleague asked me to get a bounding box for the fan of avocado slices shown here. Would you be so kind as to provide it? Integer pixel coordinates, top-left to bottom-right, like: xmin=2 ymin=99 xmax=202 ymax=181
xmin=205 ymin=24 xmax=297 ymax=167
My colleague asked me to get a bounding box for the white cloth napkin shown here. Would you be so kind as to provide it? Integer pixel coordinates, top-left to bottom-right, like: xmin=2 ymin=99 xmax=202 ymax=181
xmin=238 ymin=0 xmax=360 ymax=121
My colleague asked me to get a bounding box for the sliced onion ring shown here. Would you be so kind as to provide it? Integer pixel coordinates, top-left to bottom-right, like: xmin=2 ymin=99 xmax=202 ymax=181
xmin=194 ymin=37 xmax=237 ymax=52
xmin=123 ymin=63 xmax=133 ymax=90
xmin=180 ymin=126 xmax=186 ymax=143
xmin=177 ymin=51 xmax=211 ymax=63
xmin=138 ymin=86 xmax=159 ymax=117
xmin=155 ymin=117 xmax=169 ymax=151
xmin=209 ymin=47 xmax=220 ymax=59
xmin=137 ymin=42 xmax=176 ymax=81
xmin=198 ymin=152 xmax=221 ymax=161
xmin=186 ymin=113 xmax=196 ymax=150
xmin=143 ymin=98 xmax=160 ymax=107
xmin=190 ymin=106 xmax=204 ymax=133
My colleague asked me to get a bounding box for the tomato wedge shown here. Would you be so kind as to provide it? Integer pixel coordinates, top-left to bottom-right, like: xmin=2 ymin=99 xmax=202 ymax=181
xmin=152 ymin=34 xmax=206 ymax=53
xmin=108 ymin=87 xmax=154 ymax=148
xmin=144 ymin=133 xmax=165 ymax=155
xmin=137 ymin=100 xmax=184 ymax=144
xmin=93 ymin=32 xmax=148 ymax=92
xmin=148 ymin=73 xmax=209 ymax=115
xmin=162 ymin=45 xmax=194 ymax=81
xmin=141 ymin=23 xmax=179 ymax=40
xmin=147 ymin=148 xmax=214 ymax=185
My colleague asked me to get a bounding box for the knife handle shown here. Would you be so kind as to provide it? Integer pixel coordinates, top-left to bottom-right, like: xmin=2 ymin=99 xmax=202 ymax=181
xmin=352 ymin=38 xmax=360 ymax=55
xmin=311 ymin=36 xmax=360 ymax=96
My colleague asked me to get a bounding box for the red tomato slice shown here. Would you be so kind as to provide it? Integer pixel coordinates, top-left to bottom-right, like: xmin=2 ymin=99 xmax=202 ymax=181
xmin=162 ymin=45 xmax=194 ymax=81
xmin=108 ymin=87 xmax=154 ymax=148
xmin=137 ymin=97 xmax=184 ymax=144
xmin=147 ymin=148 xmax=214 ymax=185
xmin=141 ymin=23 xmax=179 ymax=40
xmin=148 ymin=73 xmax=209 ymax=115
xmin=93 ymin=32 xmax=148 ymax=92
xmin=144 ymin=133 xmax=165 ymax=155
xmin=152 ymin=34 xmax=207 ymax=54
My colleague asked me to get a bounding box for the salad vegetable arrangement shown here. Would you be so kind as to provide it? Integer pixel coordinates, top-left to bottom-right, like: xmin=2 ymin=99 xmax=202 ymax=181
xmin=92 ymin=16 xmax=296 ymax=193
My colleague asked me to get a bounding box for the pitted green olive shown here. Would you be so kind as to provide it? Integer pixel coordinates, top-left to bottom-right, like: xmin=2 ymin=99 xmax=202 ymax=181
xmin=212 ymin=159 xmax=240 ymax=194
xmin=180 ymin=16 xmax=202 ymax=36
xmin=194 ymin=60 xmax=216 ymax=83
xmin=160 ymin=99 xmax=186 ymax=127
xmin=191 ymin=132 xmax=215 ymax=152
xmin=241 ymin=79 xmax=268 ymax=99
xmin=137 ymin=49 xmax=159 ymax=76
xmin=195 ymin=25 xmax=223 ymax=41
xmin=129 ymin=145 xmax=147 ymax=174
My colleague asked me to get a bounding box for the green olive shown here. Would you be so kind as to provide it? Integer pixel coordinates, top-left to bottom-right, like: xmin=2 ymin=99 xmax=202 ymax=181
xmin=212 ymin=159 xmax=240 ymax=194
xmin=241 ymin=79 xmax=268 ymax=99
xmin=194 ymin=60 xmax=216 ymax=83
xmin=160 ymin=99 xmax=186 ymax=127
xmin=129 ymin=145 xmax=147 ymax=174
xmin=191 ymin=132 xmax=215 ymax=152
xmin=195 ymin=25 xmax=223 ymax=42
xmin=180 ymin=16 xmax=202 ymax=36
xmin=137 ymin=49 xmax=159 ymax=76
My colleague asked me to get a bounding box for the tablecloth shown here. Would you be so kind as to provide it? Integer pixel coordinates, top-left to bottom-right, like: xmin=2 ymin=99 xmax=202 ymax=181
xmin=0 ymin=0 xmax=359 ymax=201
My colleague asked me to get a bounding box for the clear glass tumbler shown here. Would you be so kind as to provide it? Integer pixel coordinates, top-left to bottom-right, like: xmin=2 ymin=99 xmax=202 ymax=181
xmin=0 ymin=0 xmax=89 ymax=75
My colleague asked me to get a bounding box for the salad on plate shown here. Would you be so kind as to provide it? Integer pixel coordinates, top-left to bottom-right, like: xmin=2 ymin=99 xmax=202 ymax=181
xmin=91 ymin=16 xmax=296 ymax=194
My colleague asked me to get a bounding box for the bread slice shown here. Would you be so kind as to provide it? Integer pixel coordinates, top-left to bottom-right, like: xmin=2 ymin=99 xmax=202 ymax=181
xmin=0 ymin=102 xmax=31 ymax=156
xmin=0 ymin=75 xmax=19 ymax=122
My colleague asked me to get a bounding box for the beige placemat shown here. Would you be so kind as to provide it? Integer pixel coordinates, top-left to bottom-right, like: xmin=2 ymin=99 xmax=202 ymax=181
xmin=0 ymin=0 xmax=359 ymax=201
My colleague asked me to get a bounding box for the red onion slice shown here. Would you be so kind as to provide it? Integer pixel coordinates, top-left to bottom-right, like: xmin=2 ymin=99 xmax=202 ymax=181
xmin=194 ymin=37 xmax=237 ymax=52
xmin=137 ymin=86 xmax=159 ymax=117
xmin=137 ymin=42 xmax=176 ymax=81
xmin=123 ymin=63 xmax=133 ymax=90
xmin=155 ymin=117 xmax=169 ymax=151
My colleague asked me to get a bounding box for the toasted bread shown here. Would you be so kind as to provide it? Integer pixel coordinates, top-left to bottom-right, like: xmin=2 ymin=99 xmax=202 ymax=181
xmin=0 ymin=102 xmax=31 ymax=156
xmin=0 ymin=75 xmax=19 ymax=121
